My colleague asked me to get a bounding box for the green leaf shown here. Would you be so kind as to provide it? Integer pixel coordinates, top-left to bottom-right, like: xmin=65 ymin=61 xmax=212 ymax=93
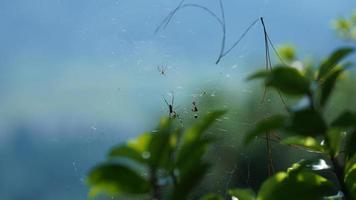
xmin=177 ymin=110 xmax=226 ymax=168
xmin=109 ymin=133 xmax=152 ymax=164
xmin=281 ymin=136 xmax=324 ymax=153
xmin=331 ymin=111 xmax=356 ymax=128
xmin=286 ymin=108 xmax=327 ymax=136
xmin=265 ymin=66 xmax=310 ymax=95
xmin=317 ymin=47 xmax=354 ymax=80
xmin=180 ymin=110 xmax=226 ymax=144
xmin=287 ymin=159 xmax=331 ymax=175
xmin=200 ymin=194 xmax=224 ymax=200
xmin=245 ymin=115 xmax=286 ymax=144
xmin=334 ymin=18 xmax=351 ymax=31
xmin=177 ymin=137 xmax=212 ymax=174
xmin=277 ymin=44 xmax=296 ymax=62
xmin=148 ymin=117 xmax=175 ymax=168
xmin=346 ymin=154 xmax=356 ymax=173
xmin=257 ymin=171 xmax=336 ymax=200
xmin=319 ymin=68 xmax=344 ymax=107
xmin=345 ymin=130 xmax=356 ymax=160
xmin=172 ymin=162 xmax=210 ymax=200
xmin=173 ymin=111 xmax=226 ymax=200
xmin=109 ymin=146 xmax=147 ymax=163
xmin=87 ymin=163 xmax=150 ymax=198
xmin=109 ymin=117 xmax=179 ymax=169
xmin=327 ymin=128 xmax=346 ymax=157
xmin=229 ymin=188 xmax=256 ymax=200
xmin=344 ymin=163 xmax=356 ymax=199
xmin=109 ymin=118 xmax=177 ymax=169
xmin=247 ymin=70 xmax=269 ymax=81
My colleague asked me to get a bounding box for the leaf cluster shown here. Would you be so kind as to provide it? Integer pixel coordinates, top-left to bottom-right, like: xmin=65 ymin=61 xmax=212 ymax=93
xmin=237 ymin=47 xmax=356 ymax=200
xmin=86 ymin=111 xmax=226 ymax=200
xmin=333 ymin=12 xmax=356 ymax=41
xmin=86 ymin=47 xmax=356 ymax=199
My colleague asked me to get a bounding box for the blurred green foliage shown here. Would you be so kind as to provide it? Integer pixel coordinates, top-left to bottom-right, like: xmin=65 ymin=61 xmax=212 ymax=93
xmin=87 ymin=111 xmax=227 ymax=199
xmin=277 ymin=44 xmax=297 ymax=62
xmin=234 ymin=47 xmax=356 ymax=200
xmin=87 ymin=46 xmax=356 ymax=200
xmin=333 ymin=11 xmax=356 ymax=41
xmin=86 ymin=8 xmax=356 ymax=200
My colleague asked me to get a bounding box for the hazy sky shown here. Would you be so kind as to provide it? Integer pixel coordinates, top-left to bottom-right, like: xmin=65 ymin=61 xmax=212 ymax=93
xmin=0 ymin=0 xmax=355 ymax=135
xmin=1 ymin=1 xmax=356 ymax=199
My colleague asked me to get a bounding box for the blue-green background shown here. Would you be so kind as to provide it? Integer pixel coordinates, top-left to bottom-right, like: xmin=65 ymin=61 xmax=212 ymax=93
xmin=0 ymin=0 xmax=355 ymax=199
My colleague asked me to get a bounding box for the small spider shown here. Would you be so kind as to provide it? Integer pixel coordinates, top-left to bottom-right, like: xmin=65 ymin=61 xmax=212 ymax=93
xmin=157 ymin=64 xmax=168 ymax=76
xmin=192 ymin=101 xmax=199 ymax=118
xmin=163 ymin=94 xmax=177 ymax=119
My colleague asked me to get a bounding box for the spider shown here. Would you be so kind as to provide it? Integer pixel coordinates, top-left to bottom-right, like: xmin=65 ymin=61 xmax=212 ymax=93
xmin=157 ymin=64 xmax=168 ymax=76
xmin=163 ymin=94 xmax=177 ymax=119
xmin=192 ymin=101 xmax=199 ymax=118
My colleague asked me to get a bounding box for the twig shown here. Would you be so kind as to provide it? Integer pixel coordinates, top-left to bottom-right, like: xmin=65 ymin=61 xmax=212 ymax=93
xmin=216 ymin=0 xmax=226 ymax=64
xmin=155 ymin=0 xmax=186 ymax=34
xmin=155 ymin=0 xmax=259 ymax=65
xmin=260 ymin=17 xmax=289 ymax=110
xmin=216 ymin=18 xmax=259 ymax=64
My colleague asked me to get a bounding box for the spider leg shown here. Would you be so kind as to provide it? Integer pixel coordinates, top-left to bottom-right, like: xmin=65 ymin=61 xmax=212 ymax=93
xmin=162 ymin=96 xmax=170 ymax=107
xmin=171 ymin=92 xmax=174 ymax=106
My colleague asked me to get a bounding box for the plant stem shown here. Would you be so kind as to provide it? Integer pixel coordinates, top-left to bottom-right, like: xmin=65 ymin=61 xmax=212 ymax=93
xmin=307 ymin=91 xmax=316 ymax=110
xmin=331 ymin=155 xmax=351 ymax=200
xmin=324 ymin=135 xmax=351 ymax=199
xmin=266 ymin=132 xmax=275 ymax=176
xmin=150 ymin=167 xmax=161 ymax=200
xmin=309 ymin=77 xmax=350 ymax=199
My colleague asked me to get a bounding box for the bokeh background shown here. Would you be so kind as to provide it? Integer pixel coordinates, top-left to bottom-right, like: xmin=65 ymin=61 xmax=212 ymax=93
xmin=1 ymin=0 xmax=356 ymax=199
